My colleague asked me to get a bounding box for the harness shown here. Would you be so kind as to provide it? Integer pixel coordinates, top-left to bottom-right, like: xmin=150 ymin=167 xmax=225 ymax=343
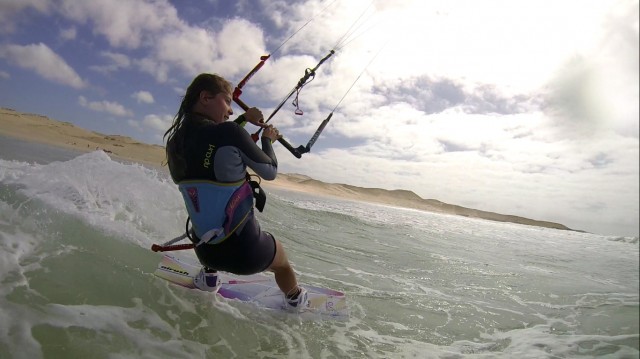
xmin=178 ymin=175 xmax=266 ymax=246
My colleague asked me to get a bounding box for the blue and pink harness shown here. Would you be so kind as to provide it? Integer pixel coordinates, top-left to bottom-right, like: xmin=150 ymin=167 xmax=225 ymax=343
xmin=178 ymin=179 xmax=255 ymax=246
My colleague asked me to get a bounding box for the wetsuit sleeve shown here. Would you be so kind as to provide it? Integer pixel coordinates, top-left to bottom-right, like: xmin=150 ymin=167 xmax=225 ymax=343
xmin=260 ymin=137 xmax=278 ymax=167
xmin=237 ymin=132 xmax=277 ymax=180
xmin=212 ymin=122 xmax=278 ymax=182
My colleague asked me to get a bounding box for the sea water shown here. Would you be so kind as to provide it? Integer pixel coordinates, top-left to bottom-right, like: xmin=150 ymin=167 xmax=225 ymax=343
xmin=0 ymin=136 xmax=638 ymax=359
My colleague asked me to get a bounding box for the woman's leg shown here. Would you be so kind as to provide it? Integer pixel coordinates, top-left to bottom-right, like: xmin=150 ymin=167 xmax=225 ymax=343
xmin=268 ymin=239 xmax=299 ymax=296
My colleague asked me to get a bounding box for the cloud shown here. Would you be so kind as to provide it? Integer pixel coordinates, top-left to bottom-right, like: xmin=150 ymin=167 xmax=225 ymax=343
xmin=52 ymin=1 xmax=268 ymax=83
xmin=541 ymin=0 xmax=639 ymax=139
xmin=89 ymin=51 xmax=132 ymax=74
xmin=1 ymin=0 xmax=636 ymax=235
xmin=0 ymin=0 xmax=50 ymax=33
xmin=0 ymin=71 xmax=10 ymax=79
xmin=373 ymin=76 xmax=537 ymax=115
xmin=139 ymin=17 xmax=266 ymax=83
xmin=132 ymin=90 xmax=154 ymax=104
xmin=142 ymin=27 xmax=218 ymax=82
xmin=0 ymin=43 xmax=86 ymax=88
xmin=134 ymin=113 xmax=176 ymax=145
xmin=59 ymin=26 xmax=76 ymax=41
xmin=142 ymin=113 xmax=173 ymax=132
xmin=78 ymin=96 xmax=132 ymax=117
xmin=56 ymin=0 xmax=183 ymax=48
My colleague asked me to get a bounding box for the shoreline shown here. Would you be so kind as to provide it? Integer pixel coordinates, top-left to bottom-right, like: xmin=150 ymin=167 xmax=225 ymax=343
xmin=0 ymin=107 xmax=575 ymax=232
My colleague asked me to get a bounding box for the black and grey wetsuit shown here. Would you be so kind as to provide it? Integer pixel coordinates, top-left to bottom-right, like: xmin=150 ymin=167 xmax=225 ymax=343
xmin=170 ymin=113 xmax=278 ymax=275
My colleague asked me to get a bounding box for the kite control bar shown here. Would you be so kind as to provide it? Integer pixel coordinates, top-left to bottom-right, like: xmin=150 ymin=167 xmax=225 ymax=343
xmin=233 ymin=96 xmax=302 ymax=159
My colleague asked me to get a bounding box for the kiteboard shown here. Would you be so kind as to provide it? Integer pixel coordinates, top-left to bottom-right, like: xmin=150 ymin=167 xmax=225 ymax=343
xmin=154 ymin=254 xmax=349 ymax=319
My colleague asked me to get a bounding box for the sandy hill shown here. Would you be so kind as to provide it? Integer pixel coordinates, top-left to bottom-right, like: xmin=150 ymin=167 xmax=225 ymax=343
xmin=0 ymin=107 xmax=574 ymax=232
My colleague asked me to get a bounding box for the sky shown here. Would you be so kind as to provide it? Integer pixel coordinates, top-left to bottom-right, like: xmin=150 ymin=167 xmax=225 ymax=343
xmin=0 ymin=0 xmax=638 ymax=237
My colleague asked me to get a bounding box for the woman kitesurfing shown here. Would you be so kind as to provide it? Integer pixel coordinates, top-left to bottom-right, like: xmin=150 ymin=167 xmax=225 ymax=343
xmin=163 ymin=73 xmax=309 ymax=311
xmin=154 ymin=0 xmax=383 ymax=313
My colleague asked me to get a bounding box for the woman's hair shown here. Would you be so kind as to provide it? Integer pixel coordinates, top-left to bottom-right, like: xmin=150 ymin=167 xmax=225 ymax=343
xmin=164 ymin=73 xmax=232 ymax=181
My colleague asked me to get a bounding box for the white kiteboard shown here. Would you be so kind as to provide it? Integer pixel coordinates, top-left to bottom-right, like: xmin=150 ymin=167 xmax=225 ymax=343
xmin=154 ymin=254 xmax=349 ymax=319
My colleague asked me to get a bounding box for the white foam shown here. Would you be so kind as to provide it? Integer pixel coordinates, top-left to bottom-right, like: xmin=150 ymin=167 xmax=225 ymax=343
xmin=1 ymin=152 xmax=185 ymax=249
xmin=0 ymin=152 xmax=637 ymax=358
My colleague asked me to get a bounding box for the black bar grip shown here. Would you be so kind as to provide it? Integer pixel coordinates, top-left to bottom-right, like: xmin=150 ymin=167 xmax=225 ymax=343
xmin=278 ymin=137 xmax=302 ymax=158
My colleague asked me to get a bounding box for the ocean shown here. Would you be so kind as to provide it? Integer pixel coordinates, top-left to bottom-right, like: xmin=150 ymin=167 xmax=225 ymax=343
xmin=0 ymin=136 xmax=638 ymax=359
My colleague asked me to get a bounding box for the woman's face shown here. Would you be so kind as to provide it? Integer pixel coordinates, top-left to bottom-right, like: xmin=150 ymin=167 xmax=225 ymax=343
xmin=201 ymin=90 xmax=233 ymax=123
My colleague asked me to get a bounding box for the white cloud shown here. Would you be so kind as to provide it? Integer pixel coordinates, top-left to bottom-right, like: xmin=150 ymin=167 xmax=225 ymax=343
xmin=132 ymin=91 xmax=154 ymax=104
xmin=357 ymin=1 xmax=614 ymax=95
xmin=49 ymin=2 xmax=268 ymax=83
xmin=212 ymin=18 xmax=267 ymax=77
xmin=0 ymin=0 xmax=50 ymax=33
xmin=89 ymin=51 xmax=132 ymax=74
xmin=57 ymin=0 xmax=183 ymax=48
xmin=542 ymin=0 xmax=639 ymax=138
xmin=59 ymin=27 xmax=76 ymax=41
xmin=145 ymin=27 xmax=218 ymax=81
xmin=142 ymin=113 xmax=173 ymax=132
xmin=127 ymin=119 xmax=141 ymax=130
xmin=78 ymin=96 xmax=132 ymax=117
xmin=0 ymin=71 xmax=10 ymax=79
xmin=0 ymin=43 xmax=86 ymax=88
xmin=102 ymin=52 xmax=131 ymax=68
xmin=136 ymin=57 xmax=171 ymax=83
xmin=1 ymin=0 xmax=636 ymax=236
xmin=138 ymin=18 xmax=265 ymax=83
xmin=53 ymin=1 xmax=265 ymax=83
xmin=278 ymin=112 xmax=639 ymax=236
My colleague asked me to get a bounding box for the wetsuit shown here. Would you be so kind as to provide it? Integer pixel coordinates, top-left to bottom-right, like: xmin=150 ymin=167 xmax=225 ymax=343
xmin=170 ymin=113 xmax=278 ymax=275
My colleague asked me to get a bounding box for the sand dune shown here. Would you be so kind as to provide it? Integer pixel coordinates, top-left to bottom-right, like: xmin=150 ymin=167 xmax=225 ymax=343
xmin=0 ymin=107 xmax=166 ymax=166
xmin=266 ymin=172 xmax=572 ymax=230
xmin=0 ymin=107 xmax=573 ymax=232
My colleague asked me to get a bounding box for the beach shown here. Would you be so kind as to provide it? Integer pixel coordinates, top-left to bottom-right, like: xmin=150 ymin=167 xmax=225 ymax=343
xmin=0 ymin=107 xmax=571 ymax=231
